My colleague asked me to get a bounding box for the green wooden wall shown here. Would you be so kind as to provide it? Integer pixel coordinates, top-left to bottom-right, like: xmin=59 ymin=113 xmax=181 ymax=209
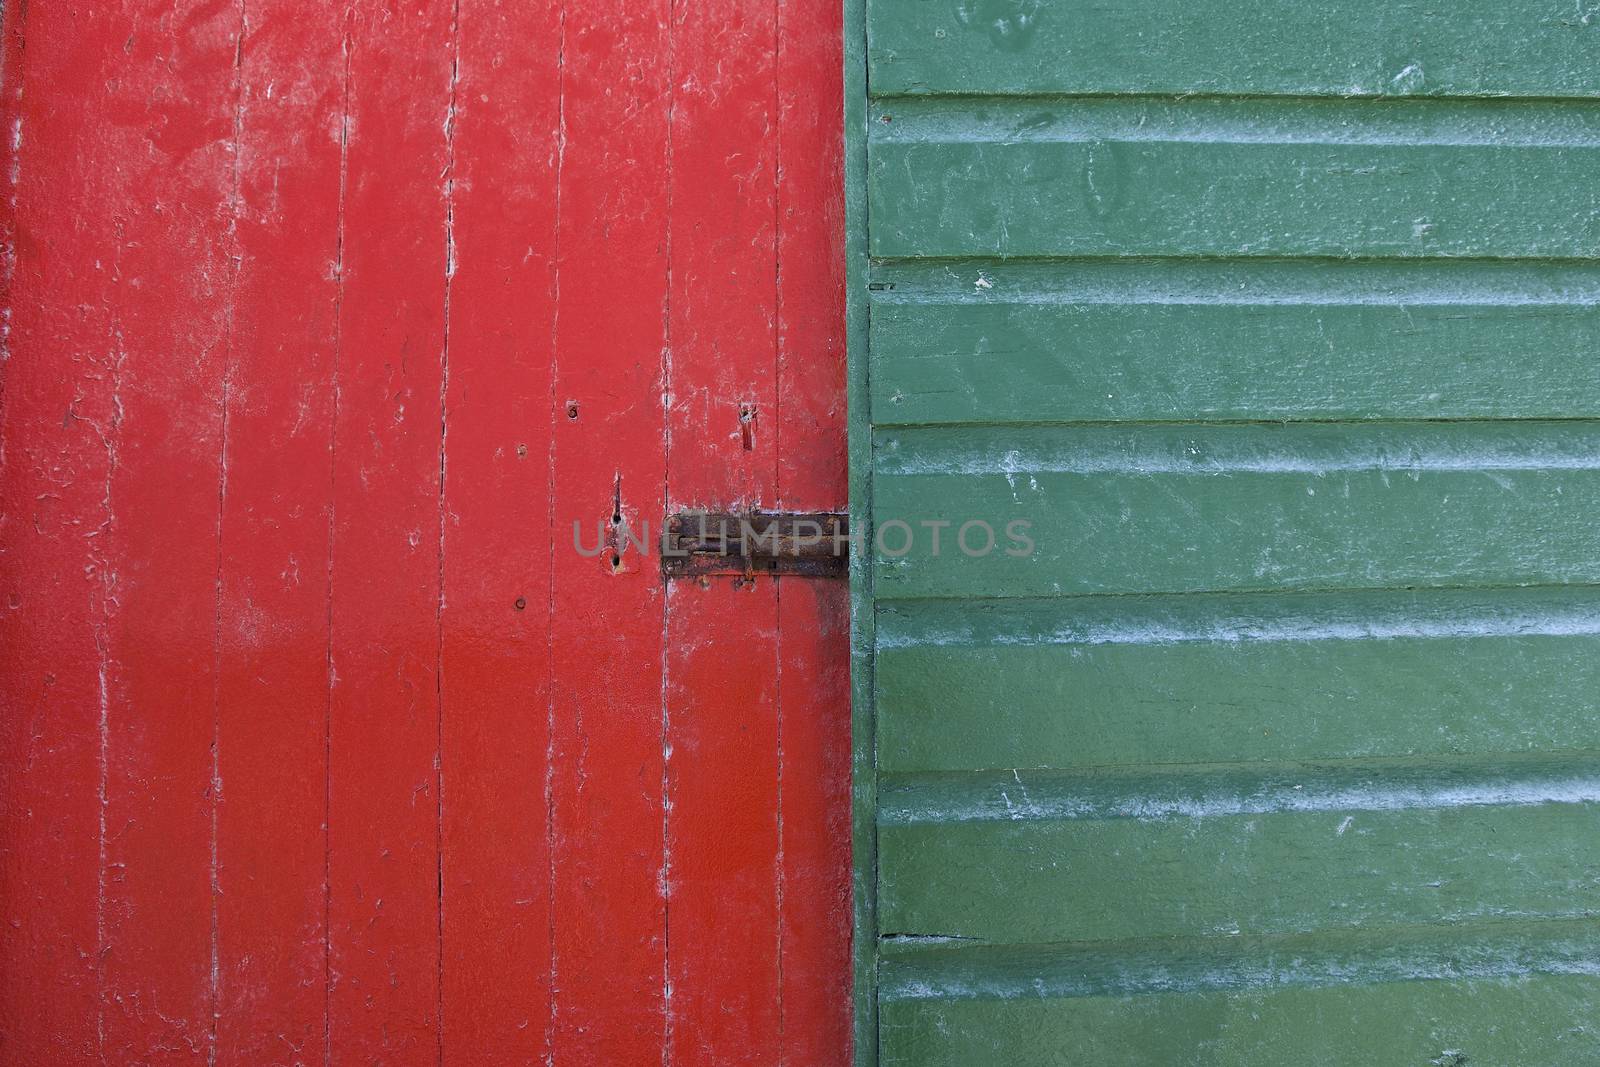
xmin=848 ymin=3 xmax=1600 ymax=1063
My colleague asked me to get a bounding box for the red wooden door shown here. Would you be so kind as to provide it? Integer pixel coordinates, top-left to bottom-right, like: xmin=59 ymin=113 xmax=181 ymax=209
xmin=0 ymin=1 xmax=850 ymax=1063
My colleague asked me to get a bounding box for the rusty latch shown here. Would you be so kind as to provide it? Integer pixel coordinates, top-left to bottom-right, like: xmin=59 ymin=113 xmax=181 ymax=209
xmin=661 ymin=511 xmax=848 ymax=579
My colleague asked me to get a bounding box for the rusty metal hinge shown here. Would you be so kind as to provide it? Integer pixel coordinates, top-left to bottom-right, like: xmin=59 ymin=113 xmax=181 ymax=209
xmin=661 ymin=510 xmax=849 ymax=579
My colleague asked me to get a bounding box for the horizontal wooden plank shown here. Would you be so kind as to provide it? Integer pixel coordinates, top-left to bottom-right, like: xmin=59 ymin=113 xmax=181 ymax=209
xmin=866 ymin=0 xmax=1600 ymax=99
xmin=878 ymin=922 xmax=1600 ymax=1062
xmin=871 ymin=258 xmax=1600 ymax=305
xmin=873 ymin=422 xmax=1600 ymax=599
xmin=868 ymin=98 xmax=1600 ymax=258
xmin=879 ymin=756 xmax=1600 ymax=825
xmin=870 ymin=95 xmax=1600 ymax=147
xmin=878 ymin=787 xmax=1600 ymax=944
xmin=881 ymin=936 xmax=1600 ymax=1066
xmin=871 ymin=263 xmax=1600 ymax=424
xmin=876 ymin=588 xmax=1600 ymax=772
xmin=862 ymin=4 xmax=1600 ymax=1057
xmin=877 ymin=918 xmax=1600 ymax=997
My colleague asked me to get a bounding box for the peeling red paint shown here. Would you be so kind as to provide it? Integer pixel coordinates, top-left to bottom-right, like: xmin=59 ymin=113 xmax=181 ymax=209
xmin=0 ymin=0 xmax=849 ymax=1063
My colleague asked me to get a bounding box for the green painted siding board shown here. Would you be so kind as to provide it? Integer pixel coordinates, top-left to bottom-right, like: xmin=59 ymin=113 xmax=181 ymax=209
xmin=873 ymin=422 xmax=1600 ymax=599
xmin=879 ymin=973 xmax=1600 ymax=1066
xmin=869 ymin=136 xmax=1600 ymax=259
xmin=850 ymin=0 xmax=1600 ymax=1060
xmin=844 ymin=0 xmax=878 ymax=1057
xmin=878 ymin=756 xmax=1600 ymax=825
xmin=865 ymin=0 xmax=1600 ymax=99
xmin=869 ymin=95 xmax=1600 ymax=146
xmin=879 ymin=792 xmax=1600 ymax=943
xmin=872 ymin=258 xmax=1600 ymax=424
xmin=877 ymin=589 xmax=1600 ymax=774
xmin=871 ymin=300 xmax=1600 ymax=425
xmin=875 ymin=920 xmax=1600 ymax=997
xmin=876 ymin=923 xmax=1600 ymax=1064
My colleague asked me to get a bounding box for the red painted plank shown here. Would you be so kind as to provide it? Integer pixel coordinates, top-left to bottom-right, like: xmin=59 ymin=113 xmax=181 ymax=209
xmin=327 ymin=2 xmax=452 ymax=1060
xmin=438 ymin=0 xmax=560 ymax=1059
xmin=94 ymin=3 xmax=240 ymax=1062
xmin=1 ymin=3 xmax=854 ymax=1062
xmin=662 ymin=0 xmax=785 ymax=1061
xmin=775 ymin=581 xmax=852 ymax=1067
xmin=548 ymin=1 xmax=673 ymax=1061
xmin=213 ymin=2 xmax=344 ymax=1061
xmin=776 ymin=0 xmax=848 ymax=509
xmin=0 ymin=3 xmax=111 ymax=1059
xmin=774 ymin=0 xmax=852 ymax=1059
xmin=664 ymin=581 xmax=781 ymax=1064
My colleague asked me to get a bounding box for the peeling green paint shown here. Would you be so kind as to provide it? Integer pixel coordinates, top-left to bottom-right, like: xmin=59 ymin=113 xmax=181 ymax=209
xmin=851 ymin=1 xmax=1600 ymax=1062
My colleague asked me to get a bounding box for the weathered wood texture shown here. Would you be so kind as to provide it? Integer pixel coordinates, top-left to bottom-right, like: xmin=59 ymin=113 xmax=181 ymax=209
xmin=852 ymin=2 xmax=1600 ymax=1064
xmin=867 ymin=1 xmax=1600 ymax=97
xmin=0 ymin=1 xmax=849 ymax=1063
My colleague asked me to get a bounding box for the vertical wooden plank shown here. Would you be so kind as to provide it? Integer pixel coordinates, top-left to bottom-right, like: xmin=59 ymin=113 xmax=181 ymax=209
xmin=662 ymin=572 xmax=781 ymax=1064
xmin=775 ymin=582 xmax=852 ymax=1065
xmin=662 ymin=0 xmax=784 ymax=1061
xmin=327 ymin=1 xmax=452 ymax=1060
xmin=212 ymin=1 xmax=344 ymax=1060
xmin=3 ymin=2 xmax=857 ymax=1062
xmin=842 ymin=0 xmax=877 ymax=1057
xmin=0 ymin=0 xmax=19 ymax=335
xmin=0 ymin=2 xmax=110 ymax=1059
xmin=94 ymin=2 xmax=240 ymax=1061
xmin=438 ymin=0 xmax=560 ymax=1060
xmin=548 ymin=0 xmax=672 ymax=1061
xmin=775 ymin=0 xmax=853 ymax=1059
xmin=775 ymin=0 xmax=848 ymax=503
